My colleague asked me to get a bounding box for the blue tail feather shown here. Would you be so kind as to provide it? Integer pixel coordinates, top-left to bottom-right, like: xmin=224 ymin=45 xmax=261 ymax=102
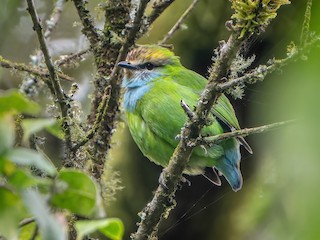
xmin=215 ymin=141 xmax=243 ymax=192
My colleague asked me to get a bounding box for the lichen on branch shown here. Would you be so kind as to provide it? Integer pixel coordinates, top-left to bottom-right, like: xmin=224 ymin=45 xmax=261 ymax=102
xmin=230 ymin=0 xmax=291 ymax=38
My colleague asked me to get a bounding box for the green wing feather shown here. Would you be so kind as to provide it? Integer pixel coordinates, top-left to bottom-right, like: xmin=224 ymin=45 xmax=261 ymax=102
xmin=171 ymin=69 xmax=240 ymax=129
xmin=171 ymin=68 xmax=252 ymax=153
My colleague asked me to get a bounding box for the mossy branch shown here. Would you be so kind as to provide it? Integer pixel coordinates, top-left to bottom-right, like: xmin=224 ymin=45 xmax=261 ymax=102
xmin=55 ymin=49 xmax=90 ymax=67
xmin=71 ymin=87 xmax=111 ymax=151
xmin=0 ymin=56 xmax=73 ymax=81
xmin=26 ymin=0 xmax=73 ymax=158
xmin=70 ymin=0 xmax=150 ymax=181
xmin=93 ymin=0 xmax=149 ymax=180
xmin=217 ymin=33 xmax=320 ymax=92
xmin=72 ymin=0 xmax=100 ymax=48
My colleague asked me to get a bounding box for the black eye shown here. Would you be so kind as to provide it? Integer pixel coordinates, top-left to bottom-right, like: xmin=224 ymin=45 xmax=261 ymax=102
xmin=145 ymin=62 xmax=154 ymax=70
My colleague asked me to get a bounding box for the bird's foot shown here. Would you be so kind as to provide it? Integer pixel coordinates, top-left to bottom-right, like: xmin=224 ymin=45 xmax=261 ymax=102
xmin=177 ymin=176 xmax=191 ymax=190
xmin=175 ymin=134 xmax=181 ymax=140
xmin=159 ymin=171 xmax=168 ymax=190
xmin=181 ymin=176 xmax=191 ymax=186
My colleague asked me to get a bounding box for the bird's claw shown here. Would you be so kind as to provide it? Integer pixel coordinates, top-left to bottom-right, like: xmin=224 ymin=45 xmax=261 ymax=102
xmin=181 ymin=176 xmax=191 ymax=186
xmin=159 ymin=171 xmax=168 ymax=190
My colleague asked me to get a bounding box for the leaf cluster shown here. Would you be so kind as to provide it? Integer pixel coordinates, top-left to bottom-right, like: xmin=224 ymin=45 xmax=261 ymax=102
xmin=0 ymin=91 xmax=123 ymax=240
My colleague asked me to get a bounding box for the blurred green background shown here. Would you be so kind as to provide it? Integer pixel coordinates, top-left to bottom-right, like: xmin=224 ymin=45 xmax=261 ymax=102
xmin=1 ymin=0 xmax=320 ymax=239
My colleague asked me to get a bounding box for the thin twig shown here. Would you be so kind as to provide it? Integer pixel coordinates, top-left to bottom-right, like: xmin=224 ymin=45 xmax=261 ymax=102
xmin=26 ymin=0 xmax=73 ymax=155
xmin=217 ymin=35 xmax=320 ymax=91
xmin=180 ymin=100 xmax=194 ymax=120
xmin=44 ymin=0 xmax=66 ymax=39
xmin=71 ymin=87 xmax=111 ymax=151
xmin=202 ymin=120 xmax=293 ymax=145
xmin=139 ymin=0 xmax=175 ymax=36
xmin=0 ymin=56 xmax=73 ymax=81
xmin=55 ymin=48 xmax=91 ymax=67
xmin=19 ymin=217 xmax=36 ymax=228
xmin=159 ymin=0 xmax=201 ymax=44
xmin=31 ymin=224 xmax=39 ymax=240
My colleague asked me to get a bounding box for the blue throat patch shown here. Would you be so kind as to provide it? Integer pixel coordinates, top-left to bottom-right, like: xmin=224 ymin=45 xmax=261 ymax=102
xmin=122 ymin=71 xmax=162 ymax=112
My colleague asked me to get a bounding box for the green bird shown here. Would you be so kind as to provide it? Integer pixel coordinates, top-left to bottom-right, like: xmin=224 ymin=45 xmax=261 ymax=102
xmin=118 ymin=45 xmax=252 ymax=192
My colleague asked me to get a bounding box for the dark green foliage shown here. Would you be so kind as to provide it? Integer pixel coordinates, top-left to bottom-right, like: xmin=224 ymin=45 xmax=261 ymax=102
xmin=0 ymin=91 xmax=124 ymax=240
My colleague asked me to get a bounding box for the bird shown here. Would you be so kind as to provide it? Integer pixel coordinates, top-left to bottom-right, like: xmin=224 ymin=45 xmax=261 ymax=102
xmin=118 ymin=45 xmax=252 ymax=192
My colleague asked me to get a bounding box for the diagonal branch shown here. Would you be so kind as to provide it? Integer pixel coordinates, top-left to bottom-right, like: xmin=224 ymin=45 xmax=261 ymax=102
xmin=147 ymin=0 xmax=175 ymax=26
xmin=55 ymin=49 xmax=90 ymax=67
xmin=159 ymin=0 xmax=201 ymax=44
xmin=26 ymin=0 xmax=73 ymax=154
xmin=139 ymin=0 xmax=175 ymax=35
xmin=44 ymin=0 xmax=66 ymax=39
xmin=71 ymin=86 xmax=111 ymax=151
xmin=73 ymin=0 xmax=100 ymax=48
xmin=105 ymin=0 xmax=151 ymax=88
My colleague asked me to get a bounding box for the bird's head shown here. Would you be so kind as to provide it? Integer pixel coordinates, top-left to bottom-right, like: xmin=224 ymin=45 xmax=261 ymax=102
xmin=118 ymin=45 xmax=181 ymax=88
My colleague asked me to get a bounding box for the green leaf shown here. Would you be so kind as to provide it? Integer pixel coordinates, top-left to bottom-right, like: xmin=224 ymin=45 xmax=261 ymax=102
xmin=21 ymin=118 xmax=65 ymax=141
xmin=0 ymin=90 xmax=39 ymax=116
xmin=7 ymin=169 xmax=39 ymax=189
xmin=6 ymin=148 xmax=56 ymax=176
xmin=0 ymin=187 xmax=25 ymax=239
xmin=45 ymin=119 xmax=65 ymax=139
xmin=51 ymin=169 xmax=97 ymax=216
xmin=22 ymin=189 xmax=67 ymax=240
xmin=75 ymin=218 xmax=124 ymax=240
xmin=0 ymin=157 xmax=16 ymax=176
xmin=22 ymin=118 xmax=56 ymax=142
xmin=0 ymin=114 xmax=15 ymax=155
xmin=18 ymin=222 xmax=41 ymax=240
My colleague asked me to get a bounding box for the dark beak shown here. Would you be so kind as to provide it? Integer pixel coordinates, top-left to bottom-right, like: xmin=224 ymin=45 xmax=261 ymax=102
xmin=118 ymin=61 xmax=139 ymax=70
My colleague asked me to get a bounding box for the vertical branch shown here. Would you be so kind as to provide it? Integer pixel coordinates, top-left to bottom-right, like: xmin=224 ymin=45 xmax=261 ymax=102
xmin=72 ymin=0 xmax=138 ymax=179
xmin=26 ymin=0 xmax=72 ymax=155
xmin=21 ymin=0 xmax=67 ymax=99
xmin=69 ymin=1 xmax=150 ymax=180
